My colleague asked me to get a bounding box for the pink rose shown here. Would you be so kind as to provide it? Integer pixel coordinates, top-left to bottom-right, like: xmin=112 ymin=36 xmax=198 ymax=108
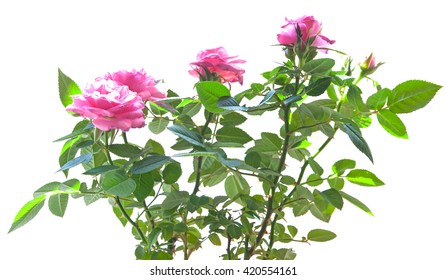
xmin=277 ymin=16 xmax=335 ymax=53
xmin=66 ymin=79 xmax=146 ymax=132
xmin=104 ymin=69 xmax=166 ymax=102
xmin=189 ymin=47 xmax=246 ymax=85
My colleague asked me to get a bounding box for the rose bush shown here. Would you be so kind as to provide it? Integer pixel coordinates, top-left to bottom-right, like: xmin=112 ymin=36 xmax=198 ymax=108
xmin=189 ymin=46 xmax=245 ymax=84
xmin=10 ymin=15 xmax=441 ymax=261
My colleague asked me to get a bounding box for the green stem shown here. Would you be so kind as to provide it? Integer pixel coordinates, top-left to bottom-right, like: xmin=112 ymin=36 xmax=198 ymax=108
xmin=115 ymin=196 xmax=147 ymax=245
xmin=122 ymin=132 xmax=128 ymax=144
xmin=249 ymin=105 xmax=291 ymax=258
xmin=282 ymin=83 xmax=351 ymax=205
xmin=243 ymin=235 xmax=250 ymax=260
xmin=104 ymin=131 xmax=114 ymax=166
xmin=192 ymin=112 xmax=214 ymax=196
xmin=266 ymin=214 xmax=279 ymax=258
xmin=106 ymin=131 xmax=147 ymax=245
xmin=182 ymin=214 xmax=189 ymax=260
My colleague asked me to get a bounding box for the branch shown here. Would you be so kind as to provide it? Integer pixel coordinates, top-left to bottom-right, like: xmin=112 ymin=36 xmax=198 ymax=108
xmin=192 ymin=112 xmax=214 ymax=195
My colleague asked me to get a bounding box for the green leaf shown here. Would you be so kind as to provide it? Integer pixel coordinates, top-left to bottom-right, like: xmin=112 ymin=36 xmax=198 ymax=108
xmin=245 ymin=152 xmax=261 ymax=168
xmin=173 ymin=222 xmax=188 ymax=233
xmin=321 ymin=189 xmax=343 ymax=209
xmin=327 ymin=84 xmax=338 ymax=101
xmin=258 ymin=89 xmax=276 ymax=106
xmin=59 ymin=139 xmax=80 ymax=177
xmin=310 ymin=190 xmax=335 ymax=222
xmin=377 ymin=109 xmax=408 ymax=139
xmin=167 ymin=125 xmax=205 ymax=148
xmin=220 ymin=112 xmax=247 ymax=126
xmin=102 ymin=169 xmax=136 ymax=196
xmin=346 ymin=169 xmax=384 ymax=186
xmin=327 ymin=177 xmax=344 ymax=190
xmin=173 ymin=151 xmax=216 ymax=158
xmin=346 ymin=85 xmax=366 ymax=111
xmin=341 ymin=124 xmax=374 ymax=163
xmin=227 ymin=224 xmax=242 ymax=239
xmin=9 ymin=195 xmax=45 ymax=233
xmin=308 ymin=158 xmax=324 ymax=175
xmin=147 ymin=227 xmax=162 ymax=249
xmin=366 ymin=88 xmax=390 ymax=110
xmin=162 ymin=162 xmax=182 ymax=184
xmin=388 ymin=80 xmax=441 ymax=114
xmin=248 ymin=132 xmax=282 ymax=153
xmin=208 ymin=233 xmax=222 ymax=246
xmin=340 ymin=191 xmax=374 ymax=216
xmin=195 ymin=81 xmax=231 ymax=113
xmin=303 ymin=58 xmax=335 ymax=74
xmin=306 ymin=173 xmax=323 ymax=186
xmin=83 ymin=165 xmax=120 ymax=175
xmin=288 ymin=225 xmax=298 ymax=237
xmin=216 ymin=127 xmax=252 ymax=145
xmin=283 ymin=94 xmax=303 ymax=105
xmin=224 ymin=174 xmax=250 ymax=204
xmin=132 ymin=172 xmax=154 ymax=202
xmin=131 ymin=155 xmax=171 ymax=174
xmin=57 ymin=153 xmax=93 ymax=173
xmin=145 ymin=139 xmax=165 ymax=155
xmin=149 ymin=117 xmax=170 ymax=134
xmin=161 ymin=191 xmax=190 ymax=209
xmin=80 ymin=145 xmax=106 ymax=171
xmin=307 ymin=229 xmax=337 ymax=242
xmin=273 ymin=248 xmax=297 ymax=260
xmin=251 ymin=83 xmax=265 ymax=93
xmin=182 ymin=101 xmax=202 ymax=117
xmin=48 ymin=194 xmax=69 ymax=217
xmin=332 ymin=159 xmax=356 ymax=176
xmin=217 ymin=96 xmax=248 ymax=111
xmin=304 ymin=77 xmax=332 ymax=97
xmin=58 ymin=68 xmax=81 ymax=108
xmin=53 ymin=121 xmax=93 ymax=142
xmin=33 ymin=182 xmax=64 ymax=198
xmin=108 ymin=144 xmax=142 ymax=158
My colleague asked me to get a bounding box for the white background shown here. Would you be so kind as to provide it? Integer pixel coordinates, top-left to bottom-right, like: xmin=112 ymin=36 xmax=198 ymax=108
xmin=1 ymin=0 xmax=445 ymax=279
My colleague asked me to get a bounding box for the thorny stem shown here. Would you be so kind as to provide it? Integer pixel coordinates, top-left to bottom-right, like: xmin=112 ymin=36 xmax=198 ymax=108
xmin=115 ymin=196 xmax=147 ymax=245
xmin=264 ymin=75 xmax=363 ymax=254
xmin=248 ymin=105 xmax=291 ymax=258
xmin=105 ymin=131 xmax=147 ymax=245
xmin=285 ymin=77 xmax=361 ymax=202
xmin=227 ymin=234 xmax=232 ymax=260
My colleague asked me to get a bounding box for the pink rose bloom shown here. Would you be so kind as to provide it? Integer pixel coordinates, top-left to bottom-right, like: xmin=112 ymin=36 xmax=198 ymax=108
xmin=66 ymin=79 xmax=146 ymax=132
xmin=104 ymin=69 xmax=166 ymax=102
xmin=277 ymin=16 xmax=335 ymax=52
xmin=189 ymin=47 xmax=246 ymax=85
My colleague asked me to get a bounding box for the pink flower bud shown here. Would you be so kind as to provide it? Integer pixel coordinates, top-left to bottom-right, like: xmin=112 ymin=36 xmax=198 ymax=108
xmin=360 ymin=53 xmax=384 ymax=76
